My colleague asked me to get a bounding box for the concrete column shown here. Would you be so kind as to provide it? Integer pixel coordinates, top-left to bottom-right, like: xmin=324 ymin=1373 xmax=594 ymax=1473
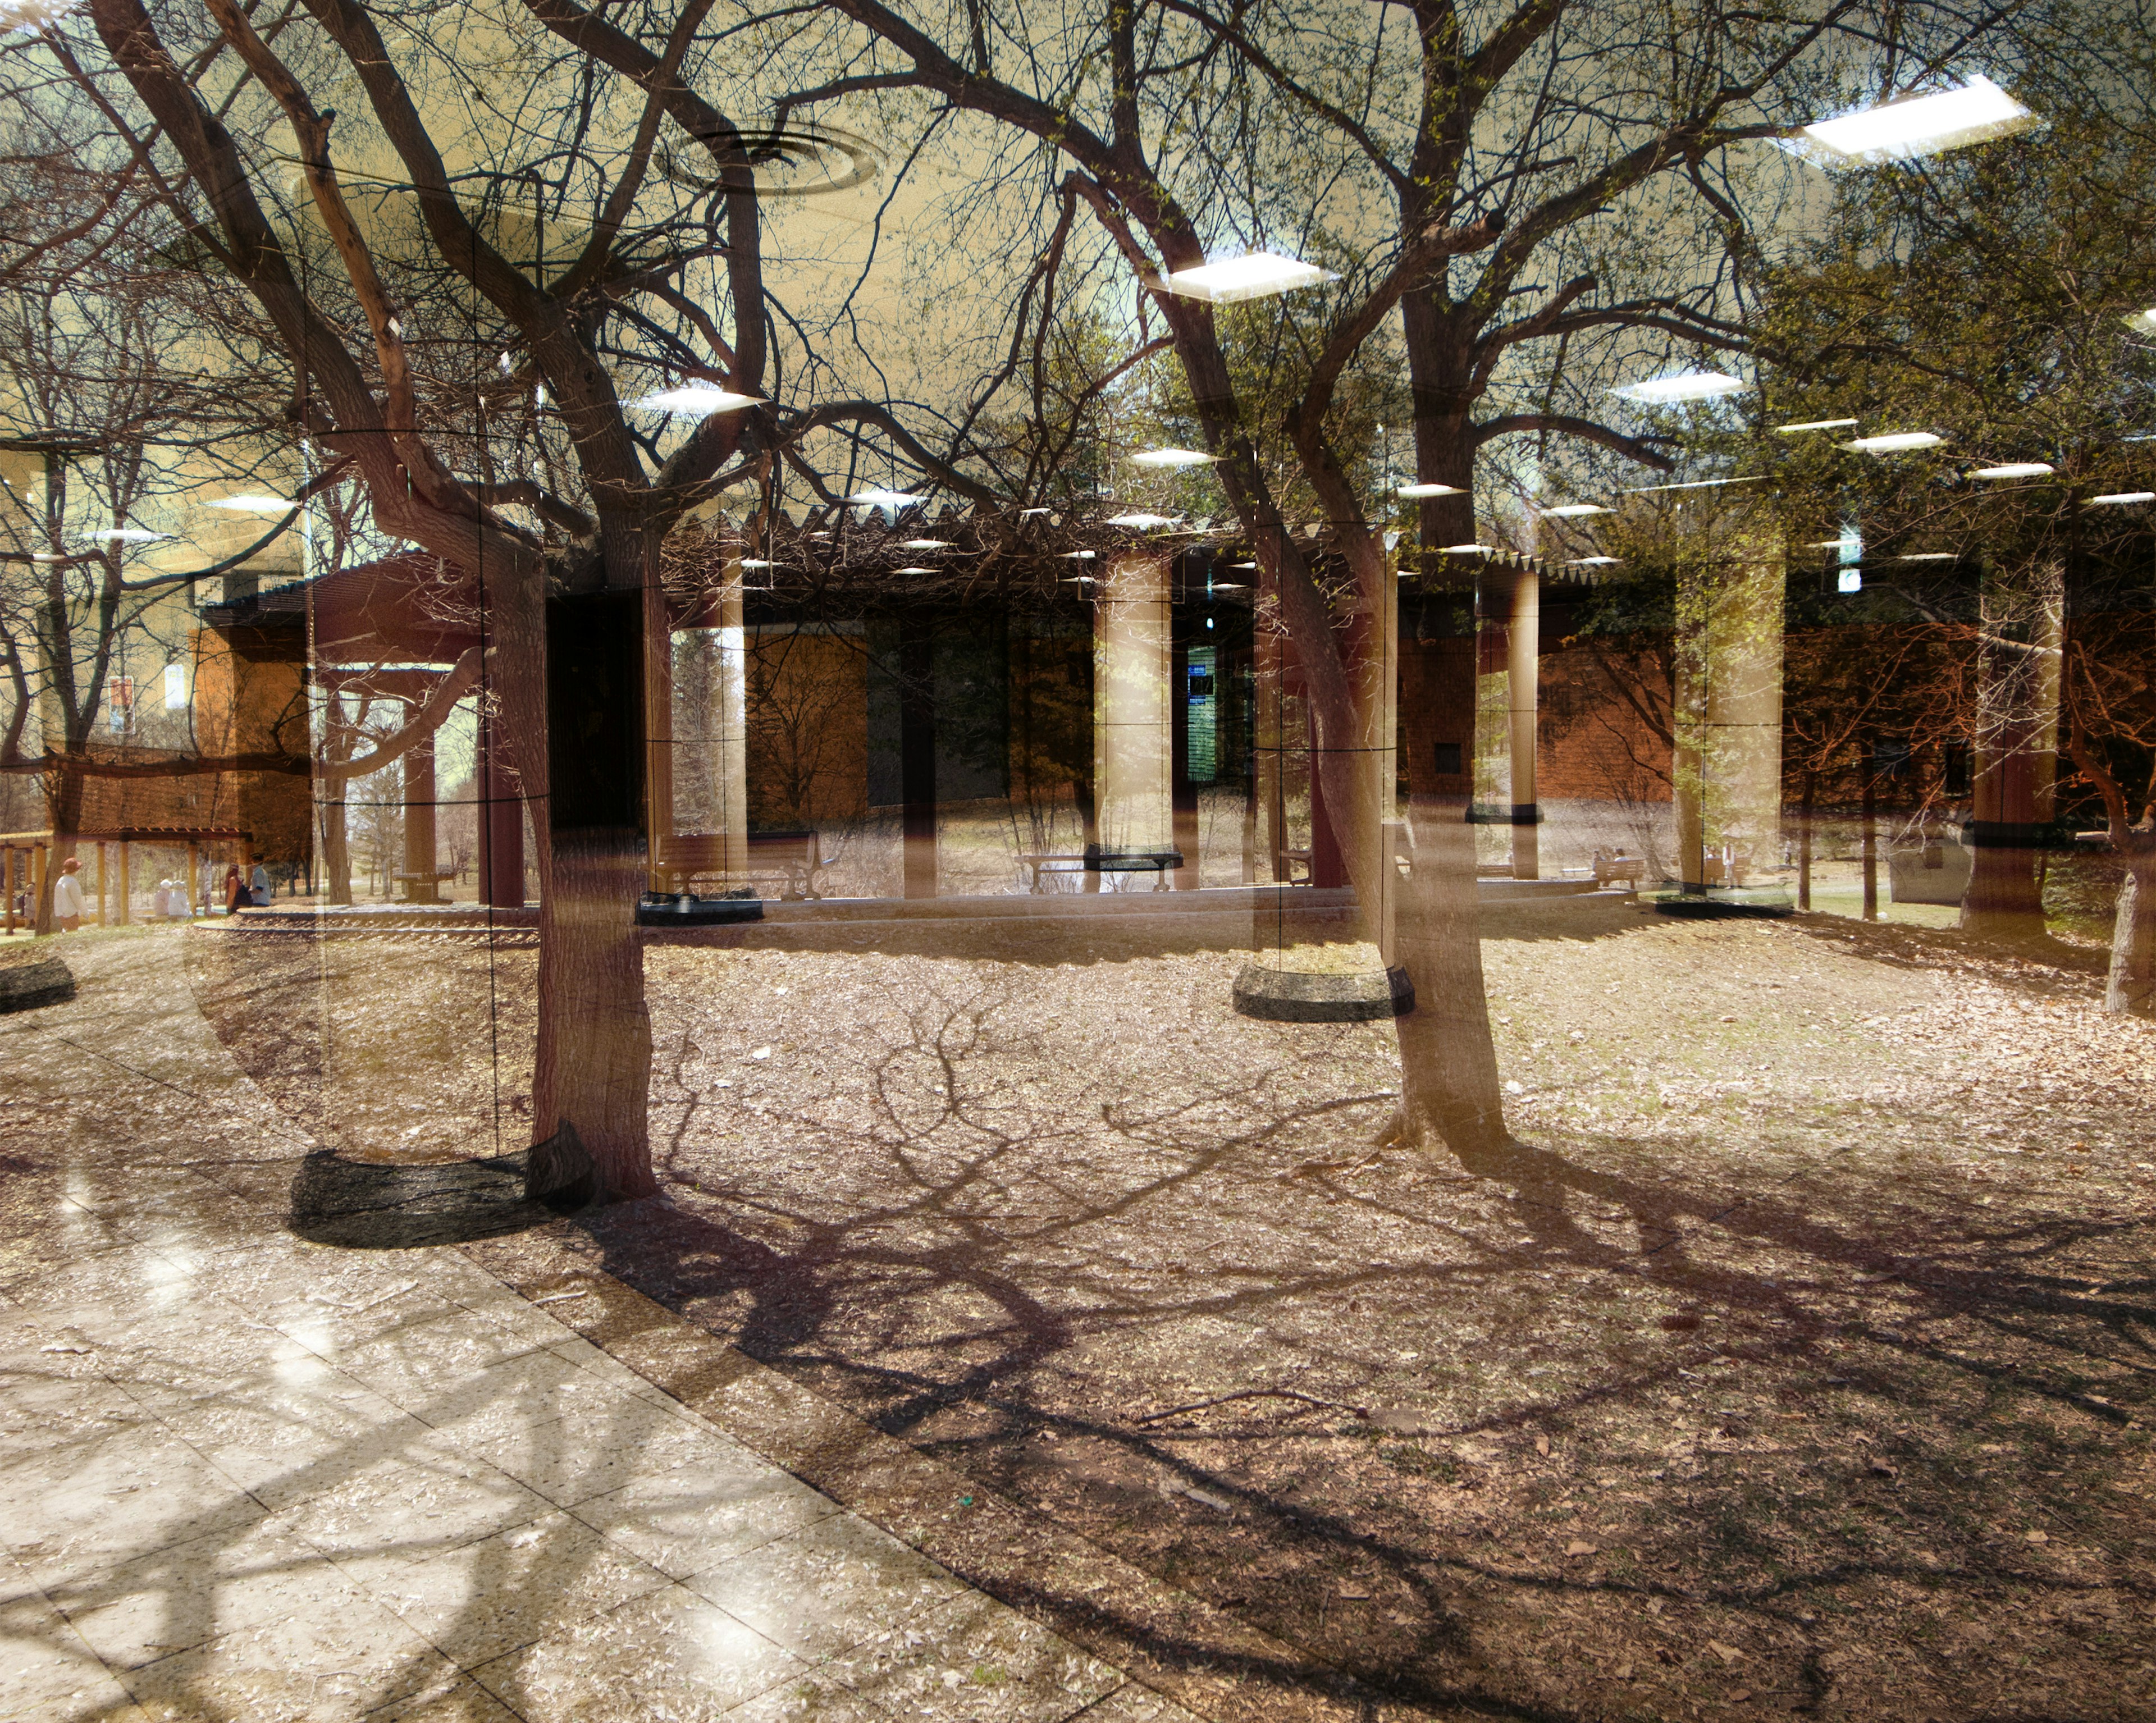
xmin=716 ymin=564 xmax=748 ymax=884
xmin=2031 ymin=573 xmax=2064 ymax=824
xmin=1171 ymin=609 xmax=1199 ymax=890
xmin=1506 ymin=565 xmax=1540 ymax=881
xmin=1092 ymin=554 xmax=1172 ymax=866
xmin=1254 ymin=620 xmax=1285 ymax=884
xmin=403 ymin=728 xmax=440 ymax=903
xmin=1673 ymin=543 xmax=1784 ymax=889
xmin=641 ymin=526 xmax=675 ymax=895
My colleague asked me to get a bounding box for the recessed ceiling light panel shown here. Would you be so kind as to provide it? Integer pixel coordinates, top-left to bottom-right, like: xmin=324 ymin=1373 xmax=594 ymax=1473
xmin=1842 ymin=432 xmax=1943 ymax=453
xmin=1789 ymin=75 xmax=2037 ymax=166
xmin=631 ymin=383 xmax=760 ymax=415
xmin=1158 ymin=252 xmax=1337 ymax=303
xmin=1612 ymin=371 xmax=1746 ymax=405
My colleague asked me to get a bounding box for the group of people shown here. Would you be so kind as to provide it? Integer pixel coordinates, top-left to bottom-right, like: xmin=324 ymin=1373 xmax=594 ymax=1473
xmin=32 ymin=854 xmax=273 ymax=931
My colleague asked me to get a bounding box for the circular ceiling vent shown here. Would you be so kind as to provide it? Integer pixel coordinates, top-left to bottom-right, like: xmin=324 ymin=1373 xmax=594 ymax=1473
xmin=661 ymin=125 xmax=880 ymax=200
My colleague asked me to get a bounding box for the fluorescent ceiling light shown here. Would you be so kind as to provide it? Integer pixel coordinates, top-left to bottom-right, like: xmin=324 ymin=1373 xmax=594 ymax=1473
xmin=1105 ymin=512 xmax=1177 ymax=529
xmin=2 ymin=2 xmax=84 ymax=34
xmin=739 ymin=559 xmax=779 ymax=569
xmin=1968 ymin=462 xmax=2053 ymax=479
xmin=892 ymin=565 xmax=939 ymax=575
xmin=1541 ymin=504 xmax=1610 ymax=518
xmin=1060 ymin=550 xmax=1097 ymax=560
xmin=1805 ymin=537 xmax=1863 ymax=550
xmin=1397 ymin=483 xmax=1463 ymax=499
xmin=1443 ymin=543 xmax=1492 ymax=554
xmin=83 ymin=527 xmax=168 ymax=542
xmin=1612 ymin=371 xmax=1745 ymax=405
xmin=631 ymin=383 xmax=760 ymax=415
xmin=1776 ymin=418 xmax=1860 ymax=433
xmin=207 ymin=493 xmax=294 ymax=511
xmin=1129 ymin=448 xmax=1217 ymax=469
xmin=1790 ymin=75 xmax=2037 ymax=166
xmin=1624 ymin=476 xmax=1764 ymax=493
xmin=846 ymin=488 xmax=919 ymax=509
xmin=1896 ymin=552 xmax=1956 ymax=561
xmin=1018 ymin=507 xmax=1051 ymax=518
xmin=897 ymin=538 xmax=951 ymax=550
xmin=1568 ymin=556 xmax=1621 ymax=566
xmin=1209 ymin=582 xmax=1249 ymax=590
xmin=1842 ymin=432 xmax=1942 ymax=453
xmin=1228 ymin=561 xmax=1258 ymax=570
xmin=2091 ymin=491 xmax=2155 ymax=505
xmin=1158 ymin=252 xmax=1337 ymax=303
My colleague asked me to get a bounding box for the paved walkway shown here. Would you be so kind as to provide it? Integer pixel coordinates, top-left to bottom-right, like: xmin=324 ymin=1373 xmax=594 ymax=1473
xmin=0 ymin=932 xmax=1189 ymax=1722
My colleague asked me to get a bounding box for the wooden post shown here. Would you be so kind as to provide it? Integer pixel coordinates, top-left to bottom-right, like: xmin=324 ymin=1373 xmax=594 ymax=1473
xmin=97 ymin=839 xmax=108 ymax=925
xmin=116 ymin=840 xmax=130 ymax=926
xmin=3 ymin=847 xmax=13 ymax=936
xmin=30 ymin=844 xmax=45 ymax=933
xmin=403 ymin=726 xmax=441 ymax=903
xmin=186 ymin=842 xmax=200 ymax=918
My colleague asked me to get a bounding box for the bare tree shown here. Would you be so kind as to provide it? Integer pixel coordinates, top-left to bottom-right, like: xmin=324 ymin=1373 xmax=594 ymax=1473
xmin=784 ymin=0 xmax=1989 ymax=1164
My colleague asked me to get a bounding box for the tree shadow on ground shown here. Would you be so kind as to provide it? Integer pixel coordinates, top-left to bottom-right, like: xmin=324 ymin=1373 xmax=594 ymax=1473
xmin=546 ymin=946 xmax=2156 ymax=1723
xmin=287 ymin=1148 xmax=572 ymax=1248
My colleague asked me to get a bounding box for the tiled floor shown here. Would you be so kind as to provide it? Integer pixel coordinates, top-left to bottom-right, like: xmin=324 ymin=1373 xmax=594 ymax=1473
xmin=0 ymin=934 xmax=1192 ymax=1723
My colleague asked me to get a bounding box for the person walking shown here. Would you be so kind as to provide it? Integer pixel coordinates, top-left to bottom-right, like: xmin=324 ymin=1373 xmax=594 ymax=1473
xmin=52 ymin=856 xmax=86 ymax=933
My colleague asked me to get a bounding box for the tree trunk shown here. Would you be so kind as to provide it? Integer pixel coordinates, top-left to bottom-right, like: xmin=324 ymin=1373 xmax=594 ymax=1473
xmin=34 ymin=758 xmax=86 ymax=936
xmin=1391 ymin=303 xmax=1509 ymax=1160
xmin=2107 ymin=849 xmax=2156 ymax=1016
xmin=1797 ymin=779 xmax=1814 ymax=911
xmin=534 ymin=824 xmax=655 ymax=1197
xmin=1861 ymin=769 xmax=1878 ymax=922
xmin=528 ymin=545 xmax=654 ymax=1203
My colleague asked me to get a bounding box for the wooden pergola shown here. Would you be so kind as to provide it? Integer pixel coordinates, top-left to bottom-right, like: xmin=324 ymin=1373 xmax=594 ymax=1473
xmin=1 ymin=825 xmax=253 ymax=933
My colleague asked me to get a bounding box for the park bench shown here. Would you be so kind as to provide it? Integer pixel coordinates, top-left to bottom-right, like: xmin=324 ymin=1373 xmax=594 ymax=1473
xmin=656 ymin=830 xmax=825 ymax=900
xmin=1015 ymin=849 xmax=1184 ymax=893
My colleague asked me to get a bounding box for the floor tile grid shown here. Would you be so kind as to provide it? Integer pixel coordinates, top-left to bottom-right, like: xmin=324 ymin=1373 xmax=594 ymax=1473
xmin=4 ymin=1185 xmax=1156 ymax=1721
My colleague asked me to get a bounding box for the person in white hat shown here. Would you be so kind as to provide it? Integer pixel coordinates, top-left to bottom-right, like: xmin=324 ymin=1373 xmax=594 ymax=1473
xmin=52 ymin=856 xmax=86 ymax=932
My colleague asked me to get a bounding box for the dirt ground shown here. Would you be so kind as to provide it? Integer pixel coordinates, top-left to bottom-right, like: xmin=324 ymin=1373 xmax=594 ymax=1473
xmin=168 ymin=894 xmax=2156 ymax=1722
